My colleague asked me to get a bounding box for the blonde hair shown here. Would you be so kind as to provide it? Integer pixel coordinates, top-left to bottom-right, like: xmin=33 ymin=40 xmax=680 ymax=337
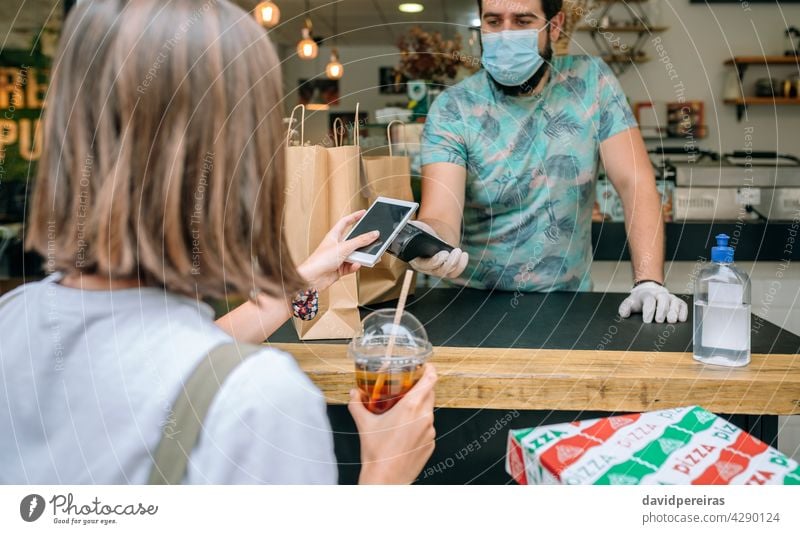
xmin=27 ymin=0 xmax=304 ymax=299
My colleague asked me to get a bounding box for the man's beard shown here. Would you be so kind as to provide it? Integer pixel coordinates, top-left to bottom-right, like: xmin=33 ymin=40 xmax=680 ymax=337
xmin=488 ymin=35 xmax=554 ymax=97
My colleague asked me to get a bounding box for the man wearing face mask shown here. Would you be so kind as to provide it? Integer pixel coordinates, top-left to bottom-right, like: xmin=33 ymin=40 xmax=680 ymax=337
xmin=410 ymin=0 xmax=688 ymax=324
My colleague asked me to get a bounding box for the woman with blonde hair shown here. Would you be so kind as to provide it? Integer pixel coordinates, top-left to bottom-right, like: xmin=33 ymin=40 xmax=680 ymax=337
xmin=0 ymin=0 xmax=435 ymax=484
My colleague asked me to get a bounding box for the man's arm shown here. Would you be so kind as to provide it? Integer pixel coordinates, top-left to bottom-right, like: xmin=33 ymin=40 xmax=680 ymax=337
xmin=600 ymin=127 xmax=664 ymax=284
xmin=417 ymin=162 xmax=467 ymax=246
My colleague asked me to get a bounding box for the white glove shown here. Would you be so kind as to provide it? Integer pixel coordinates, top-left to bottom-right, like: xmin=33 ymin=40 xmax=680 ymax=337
xmin=618 ymin=282 xmax=688 ymax=324
xmin=407 ymin=221 xmax=469 ymax=279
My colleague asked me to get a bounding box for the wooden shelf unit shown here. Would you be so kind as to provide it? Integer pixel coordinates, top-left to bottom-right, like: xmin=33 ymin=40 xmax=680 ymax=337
xmin=580 ymin=0 xmax=669 ymax=76
xmin=724 ymin=97 xmax=800 ymax=106
xmin=577 ymin=25 xmax=669 ymax=33
xmin=723 ymin=55 xmax=800 ymax=121
xmin=724 ymin=56 xmax=800 ymax=66
xmin=601 ymin=54 xmax=650 ymax=64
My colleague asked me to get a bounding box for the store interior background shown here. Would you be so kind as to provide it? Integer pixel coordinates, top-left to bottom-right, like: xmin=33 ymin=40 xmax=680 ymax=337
xmin=1 ymin=0 xmax=799 ymax=460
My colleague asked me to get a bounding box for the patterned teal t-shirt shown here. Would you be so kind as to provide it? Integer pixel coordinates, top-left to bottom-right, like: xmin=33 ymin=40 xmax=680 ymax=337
xmin=421 ymin=55 xmax=637 ymax=292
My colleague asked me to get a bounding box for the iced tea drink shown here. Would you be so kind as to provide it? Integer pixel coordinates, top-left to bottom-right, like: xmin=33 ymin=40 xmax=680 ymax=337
xmin=348 ymin=309 xmax=432 ymax=415
xmin=355 ymin=359 xmax=424 ymax=414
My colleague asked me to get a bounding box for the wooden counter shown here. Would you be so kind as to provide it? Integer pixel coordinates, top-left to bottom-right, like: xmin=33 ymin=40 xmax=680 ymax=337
xmin=268 ymin=288 xmax=800 ymax=484
xmin=270 ymin=289 xmax=800 ymax=416
xmin=271 ymin=343 xmax=800 ymax=416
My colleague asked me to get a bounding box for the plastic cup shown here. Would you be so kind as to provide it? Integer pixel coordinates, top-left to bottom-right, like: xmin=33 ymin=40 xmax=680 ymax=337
xmin=348 ymin=309 xmax=432 ymax=414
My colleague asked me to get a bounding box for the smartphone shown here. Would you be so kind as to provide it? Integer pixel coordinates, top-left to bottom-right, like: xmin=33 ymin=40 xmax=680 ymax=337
xmin=345 ymin=197 xmax=418 ymax=267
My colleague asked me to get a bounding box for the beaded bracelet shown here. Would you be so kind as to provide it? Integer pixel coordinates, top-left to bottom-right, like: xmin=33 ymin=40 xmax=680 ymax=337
xmin=291 ymin=288 xmax=319 ymax=321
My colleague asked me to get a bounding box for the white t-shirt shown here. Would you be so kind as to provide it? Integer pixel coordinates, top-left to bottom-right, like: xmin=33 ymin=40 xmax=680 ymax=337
xmin=0 ymin=274 xmax=337 ymax=484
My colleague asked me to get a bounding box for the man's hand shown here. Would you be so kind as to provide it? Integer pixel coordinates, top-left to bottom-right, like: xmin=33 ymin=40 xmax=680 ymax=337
xmin=407 ymin=221 xmax=469 ymax=279
xmin=618 ymin=282 xmax=688 ymax=324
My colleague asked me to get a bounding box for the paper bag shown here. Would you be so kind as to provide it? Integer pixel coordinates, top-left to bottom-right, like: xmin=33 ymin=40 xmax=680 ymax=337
xmin=283 ymin=105 xmax=361 ymax=340
xmin=284 ymin=105 xmax=328 ymax=266
xmin=358 ymin=121 xmax=416 ymax=305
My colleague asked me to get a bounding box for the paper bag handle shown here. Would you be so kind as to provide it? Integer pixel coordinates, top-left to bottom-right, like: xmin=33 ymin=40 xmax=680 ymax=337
xmin=287 ymin=104 xmax=305 ymax=147
xmin=332 ymin=117 xmax=346 ymax=147
xmin=333 ymin=103 xmax=362 ymax=147
xmin=386 ymin=120 xmax=406 ymax=157
xmin=354 ymin=102 xmax=361 ymax=147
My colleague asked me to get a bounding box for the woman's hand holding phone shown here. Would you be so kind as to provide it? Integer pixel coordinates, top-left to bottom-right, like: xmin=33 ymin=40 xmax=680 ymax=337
xmin=297 ymin=210 xmax=379 ymax=291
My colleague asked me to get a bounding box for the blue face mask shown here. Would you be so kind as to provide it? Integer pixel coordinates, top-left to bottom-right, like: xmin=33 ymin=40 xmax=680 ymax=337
xmin=481 ymin=29 xmax=544 ymax=87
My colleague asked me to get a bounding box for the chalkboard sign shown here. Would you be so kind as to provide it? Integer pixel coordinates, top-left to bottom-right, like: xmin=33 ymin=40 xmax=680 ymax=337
xmin=0 ymin=47 xmax=49 ymax=185
xmin=0 ymin=48 xmax=50 ymax=222
xmin=0 ymin=66 xmax=47 ymax=179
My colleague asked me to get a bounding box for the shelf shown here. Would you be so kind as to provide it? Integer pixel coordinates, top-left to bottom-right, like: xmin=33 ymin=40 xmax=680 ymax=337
xmin=723 ymin=56 xmax=800 ymax=121
xmin=601 ymin=54 xmax=650 ymax=64
xmin=724 ymin=97 xmax=800 ymax=105
xmin=363 ymin=122 xmax=418 ymax=128
xmin=724 ymin=56 xmax=800 ymax=66
xmin=724 ymin=96 xmax=800 ymax=120
xmin=583 ymin=0 xmax=666 ymax=76
xmin=577 ymin=25 xmax=668 ymax=33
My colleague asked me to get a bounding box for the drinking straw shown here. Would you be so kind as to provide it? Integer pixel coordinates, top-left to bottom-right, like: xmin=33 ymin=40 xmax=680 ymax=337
xmin=368 ymin=270 xmax=415 ymax=409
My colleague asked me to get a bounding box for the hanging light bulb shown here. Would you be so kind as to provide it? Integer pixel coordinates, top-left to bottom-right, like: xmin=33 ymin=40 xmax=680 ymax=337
xmin=297 ymin=18 xmax=318 ymax=60
xmin=326 ymin=49 xmax=343 ymax=80
xmin=254 ymin=1 xmax=280 ymax=28
xmin=325 ymin=1 xmax=343 ymax=80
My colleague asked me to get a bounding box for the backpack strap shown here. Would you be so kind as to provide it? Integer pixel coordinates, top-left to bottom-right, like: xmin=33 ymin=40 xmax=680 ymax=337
xmin=147 ymin=342 xmax=264 ymax=484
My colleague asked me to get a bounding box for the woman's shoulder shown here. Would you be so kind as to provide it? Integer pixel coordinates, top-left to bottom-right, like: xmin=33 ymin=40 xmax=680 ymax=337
xmin=186 ymin=346 xmax=337 ymax=483
xmin=0 ymin=274 xmax=58 ymax=305
xmin=221 ymin=346 xmax=323 ymax=407
xmin=186 ymin=343 xmax=326 ymax=421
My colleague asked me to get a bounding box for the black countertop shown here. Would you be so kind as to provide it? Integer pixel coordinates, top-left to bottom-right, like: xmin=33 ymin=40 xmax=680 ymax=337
xmin=269 ymin=288 xmax=800 ymax=355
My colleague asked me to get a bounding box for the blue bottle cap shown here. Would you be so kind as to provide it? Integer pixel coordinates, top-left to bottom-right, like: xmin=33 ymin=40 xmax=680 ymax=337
xmin=711 ymin=233 xmax=734 ymax=263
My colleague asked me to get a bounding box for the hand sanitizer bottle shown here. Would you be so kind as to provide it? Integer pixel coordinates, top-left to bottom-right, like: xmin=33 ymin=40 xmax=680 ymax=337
xmin=693 ymin=234 xmax=751 ymax=367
